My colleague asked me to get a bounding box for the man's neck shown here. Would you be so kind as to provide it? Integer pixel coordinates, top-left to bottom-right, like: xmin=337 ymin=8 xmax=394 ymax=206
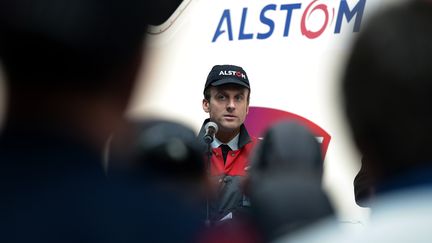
xmin=216 ymin=128 xmax=240 ymax=144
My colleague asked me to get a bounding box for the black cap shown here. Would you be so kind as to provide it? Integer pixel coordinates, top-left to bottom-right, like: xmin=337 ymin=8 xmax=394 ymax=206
xmin=204 ymin=64 xmax=250 ymax=93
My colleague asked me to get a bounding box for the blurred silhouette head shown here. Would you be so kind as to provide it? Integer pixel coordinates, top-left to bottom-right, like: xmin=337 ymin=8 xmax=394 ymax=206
xmin=109 ymin=119 xmax=205 ymax=183
xmin=342 ymin=0 xmax=432 ymax=183
xmin=0 ymin=0 xmax=155 ymax=150
xmin=250 ymin=120 xmax=323 ymax=179
xmin=248 ymin=121 xmax=333 ymax=240
xmin=0 ymin=0 xmax=150 ymax=89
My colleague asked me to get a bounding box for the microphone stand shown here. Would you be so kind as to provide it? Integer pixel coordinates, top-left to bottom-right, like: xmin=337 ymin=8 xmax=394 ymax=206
xmin=204 ymin=141 xmax=212 ymax=227
xmin=203 ymin=122 xmax=217 ymax=227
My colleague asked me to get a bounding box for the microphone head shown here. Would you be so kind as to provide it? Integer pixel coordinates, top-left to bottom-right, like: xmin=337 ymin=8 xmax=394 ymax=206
xmin=203 ymin=121 xmax=218 ymax=144
xmin=204 ymin=121 xmax=218 ymax=133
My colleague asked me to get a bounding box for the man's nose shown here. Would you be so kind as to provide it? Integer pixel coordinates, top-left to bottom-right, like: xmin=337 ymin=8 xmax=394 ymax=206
xmin=227 ymin=98 xmax=236 ymax=110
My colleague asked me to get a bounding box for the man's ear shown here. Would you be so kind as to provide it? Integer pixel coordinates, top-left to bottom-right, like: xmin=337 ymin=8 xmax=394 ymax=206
xmin=202 ymin=99 xmax=210 ymax=113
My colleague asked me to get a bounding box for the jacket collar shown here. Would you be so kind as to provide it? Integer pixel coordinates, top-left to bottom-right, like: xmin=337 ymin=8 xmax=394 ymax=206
xmin=198 ymin=118 xmax=251 ymax=149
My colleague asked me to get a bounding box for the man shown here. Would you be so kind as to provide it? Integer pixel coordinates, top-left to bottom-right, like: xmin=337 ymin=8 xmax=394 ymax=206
xmin=198 ymin=64 xmax=258 ymax=223
xmin=340 ymin=1 xmax=432 ymax=239
xmin=248 ymin=121 xmax=333 ymax=241
xmin=279 ymin=1 xmax=432 ymax=242
xmin=0 ymin=0 xmax=202 ymax=242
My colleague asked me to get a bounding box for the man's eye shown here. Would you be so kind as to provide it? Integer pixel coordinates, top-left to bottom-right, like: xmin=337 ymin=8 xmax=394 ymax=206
xmin=217 ymin=95 xmax=225 ymax=100
xmin=235 ymin=96 xmax=244 ymax=101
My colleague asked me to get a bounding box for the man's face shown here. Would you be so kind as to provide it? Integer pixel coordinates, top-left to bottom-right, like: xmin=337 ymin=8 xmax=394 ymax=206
xmin=202 ymin=84 xmax=250 ymax=133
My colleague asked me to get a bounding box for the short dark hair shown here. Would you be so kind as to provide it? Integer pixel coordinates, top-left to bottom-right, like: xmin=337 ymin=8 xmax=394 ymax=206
xmin=342 ymin=1 xmax=432 ymax=177
xmin=0 ymin=0 xmax=149 ymax=89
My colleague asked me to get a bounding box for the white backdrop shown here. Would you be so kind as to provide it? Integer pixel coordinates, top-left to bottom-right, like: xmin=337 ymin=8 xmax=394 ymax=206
xmin=127 ymin=0 xmax=405 ymax=223
xmin=0 ymin=0 xmax=407 ymax=228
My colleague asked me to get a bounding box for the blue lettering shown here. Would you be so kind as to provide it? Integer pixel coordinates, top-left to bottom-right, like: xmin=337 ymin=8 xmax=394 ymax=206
xmin=212 ymin=0 xmax=367 ymax=42
xmin=334 ymin=0 xmax=366 ymax=33
xmin=280 ymin=3 xmax=301 ymax=37
xmin=212 ymin=9 xmax=233 ymax=42
xmin=257 ymin=4 xmax=276 ymax=40
xmin=239 ymin=8 xmax=254 ymax=40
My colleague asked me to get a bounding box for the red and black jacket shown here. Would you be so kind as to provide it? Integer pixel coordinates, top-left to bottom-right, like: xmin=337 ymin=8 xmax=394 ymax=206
xmin=198 ymin=119 xmax=259 ymax=221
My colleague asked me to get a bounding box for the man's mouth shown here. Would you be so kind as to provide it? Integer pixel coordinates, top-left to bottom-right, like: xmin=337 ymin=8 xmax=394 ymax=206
xmin=223 ymin=115 xmax=237 ymax=120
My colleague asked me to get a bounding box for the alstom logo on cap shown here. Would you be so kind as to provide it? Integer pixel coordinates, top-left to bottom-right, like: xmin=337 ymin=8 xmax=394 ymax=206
xmin=219 ymin=70 xmax=247 ymax=79
xmin=211 ymin=0 xmax=366 ymax=42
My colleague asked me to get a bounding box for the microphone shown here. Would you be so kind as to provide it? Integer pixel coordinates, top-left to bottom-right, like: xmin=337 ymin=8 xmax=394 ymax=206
xmin=203 ymin=122 xmax=218 ymax=144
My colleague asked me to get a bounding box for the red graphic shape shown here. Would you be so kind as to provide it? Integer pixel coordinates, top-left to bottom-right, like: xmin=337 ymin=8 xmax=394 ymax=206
xmin=245 ymin=106 xmax=331 ymax=159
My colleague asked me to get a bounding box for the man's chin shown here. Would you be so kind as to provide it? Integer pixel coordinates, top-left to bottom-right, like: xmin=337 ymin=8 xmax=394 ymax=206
xmin=219 ymin=124 xmax=241 ymax=132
